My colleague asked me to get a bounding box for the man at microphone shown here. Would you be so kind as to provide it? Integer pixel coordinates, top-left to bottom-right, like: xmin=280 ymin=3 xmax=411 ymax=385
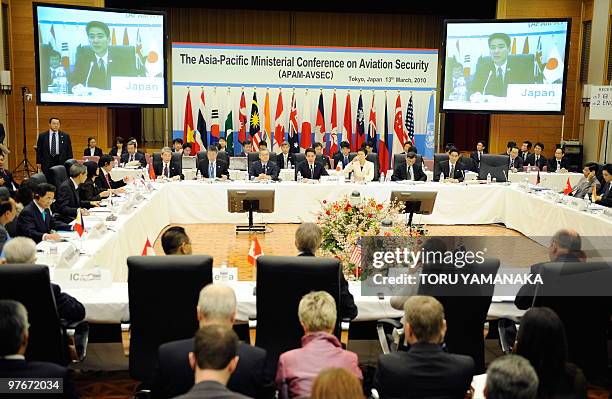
xmin=469 ymin=32 xmax=536 ymax=101
xmin=70 ymin=21 xmax=141 ymax=93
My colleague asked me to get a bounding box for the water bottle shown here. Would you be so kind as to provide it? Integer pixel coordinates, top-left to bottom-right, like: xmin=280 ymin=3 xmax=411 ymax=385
xmin=584 ymin=193 xmax=591 ymax=211
xmin=114 ymin=159 xmax=119 ymax=168
xmin=440 ymin=172 xmax=445 ymax=182
xmin=297 ymin=171 xmax=303 ymax=182
xmin=288 ymin=160 xmax=292 ymax=169
xmin=219 ymin=262 xmax=229 ymax=282
xmin=486 ymin=173 xmax=492 ymax=184
xmin=196 ymin=169 xmax=202 ymax=181
xmin=379 ymin=171 xmax=385 ymax=183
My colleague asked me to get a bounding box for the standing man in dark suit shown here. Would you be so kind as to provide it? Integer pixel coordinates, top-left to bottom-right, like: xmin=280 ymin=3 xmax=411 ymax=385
xmin=332 ymin=141 xmax=352 ymax=170
xmin=592 ymin=163 xmax=612 ymax=207
xmin=16 ymin=183 xmax=71 ymax=243
xmin=96 ymin=155 xmax=128 ymax=191
xmin=152 ymin=284 xmax=270 ymax=399
xmin=276 ymin=142 xmax=295 ymax=169
xmin=55 ymin=164 xmax=98 ymax=223
xmin=198 ymin=145 xmax=228 ymax=179
xmin=470 ymin=140 xmax=486 ymax=172
xmin=508 ymin=147 xmax=524 ymax=172
xmin=70 ymin=21 xmax=140 ymax=93
xmin=121 ymin=140 xmax=147 ymax=168
xmin=36 ymin=117 xmax=73 ymax=180
xmin=83 ymin=136 xmax=103 ymax=157
xmin=526 ymin=142 xmax=547 ymax=171
xmin=374 ymin=296 xmax=474 ymax=399
xmin=0 ymin=300 xmax=79 ymax=399
xmin=0 ymin=153 xmax=18 ymax=194
xmin=547 ymin=147 xmax=570 ymax=173
xmin=154 ymin=147 xmax=183 ymax=180
xmin=250 ymin=149 xmax=279 ymax=181
xmin=296 ymin=148 xmax=329 ymax=181
xmin=391 ymin=152 xmax=427 ymax=182
xmin=434 ymin=148 xmax=465 ymax=182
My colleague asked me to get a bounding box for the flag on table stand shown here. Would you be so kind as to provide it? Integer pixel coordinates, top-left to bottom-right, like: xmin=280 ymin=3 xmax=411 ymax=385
xmin=210 ymin=89 xmax=220 ymax=145
xmin=327 ymin=91 xmax=338 ymax=156
xmin=355 ymin=93 xmax=365 ymax=150
xmin=405 ymin=93 xmax=415 ymax=146
xmin=149 ymin=161 xmax=156 ymax=180
xmin=300 ymin=90 xmax=312 ymax=150
xmin=315 ymin=90 xmax=326 ymax=146
xmin=247 ymin=236 xmax=263 ymax=266
xmin=343 ymin=92 xmax=353 ymax=151
xmin=393 ymin=94 xmax=408 ymax=154
xmin=111 ymin=28 xmax=117 ymax=46
xmin=274 ymin=90 xmax=285 ymax=152
xmin=123 ymin=28 xmax=130 ymax=46
xmin=73 ymin=208 xmax=84 ymax=237
xmin=511 ymin=37 xmax=517 ymax=55
xmin=522 ymin=37 xmax=530 ymax=54
xmin=262 ymin=90 xmax=272 ymax=146
xmin=378 ymin=95 xmax=390 ymax=175
xmin=195 ymin=89 xmax=208 ymax=151
xmin=249 ymin=92 xmax=261 ymax=150
xmin=225 ymin=90 xmax=234 ymax=155
xmin=288 ymin=91 xmax=300 ymax=153
xmin=141 ymin=237 xmax=156 ymax=256
xmin=368 ymin=93 xmax=377 ymax=151
xmin=563 ymin=177 xmax=573 ymax=195
xmin=238 ymin=90 xmax=247 ymax=154
xmin=183 ymin=91 xmax=196 ymax=150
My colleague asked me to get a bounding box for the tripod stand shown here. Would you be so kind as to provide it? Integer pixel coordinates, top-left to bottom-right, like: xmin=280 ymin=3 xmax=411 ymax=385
xmin=12 ymin=86 xmax=37 ymax=178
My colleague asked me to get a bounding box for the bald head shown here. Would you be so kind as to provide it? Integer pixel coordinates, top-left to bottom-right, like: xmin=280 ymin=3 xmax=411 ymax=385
xmin=549 ymin=229 xmax=581 ymax=261
xmin=196 ymin=284 xmax=237 ymax=325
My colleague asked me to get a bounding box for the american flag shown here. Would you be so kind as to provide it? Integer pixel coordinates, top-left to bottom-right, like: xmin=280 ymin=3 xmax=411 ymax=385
xmin=349 ymin=240 xmax=362 ymax=265
xmin=404 ymin=93 xmax=415 ymax=145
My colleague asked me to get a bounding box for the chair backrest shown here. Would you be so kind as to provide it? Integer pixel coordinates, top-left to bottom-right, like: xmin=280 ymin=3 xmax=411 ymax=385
xmin=127 ymin=255 xmax=213 ymax=382
xmin=460 ymin=156 xmax=473 ymax=172
xmin=424 ymin=158 xmax=434 ymax=171
xmin=433 ymin=153 xmax=449 ymax=179
xmin=478 ymin=154 xmax=509 ymax=181
xmin=217 ymin=151 xmax=229 ymax=165
xmin=152 ymin=152 xmax=162 ymax=171
xmin=63 ymin=159 xmax=78 ymax=175
xmin=294 ymin=153 xmax=306 ymax=167
xmin=247 ymin=152 xmax=259 ymax=170
xmin=255 ymin=256 xmax=342 ymax=372
xmin=29 ymin=172 xmax=48 ymax=185
xmin=171 ymin=152 xmax=182 ymax=169
xmin=196 ymin=151 xmax=207 ymax=163
xmin=0 ymin=265 xmax=68 ymax=365
xmin=366 ymin=153 xmax=380 ymax=180
xmin=48 ymin=165 xmax=68 ymax=188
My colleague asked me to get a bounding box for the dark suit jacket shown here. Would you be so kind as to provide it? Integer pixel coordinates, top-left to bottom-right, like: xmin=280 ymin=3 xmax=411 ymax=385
xmin=595 ymin=182 xmax=612 ymax=207
xmin=95 ymin=171 xmax=126 ymax=190
xmin=276 ymin=153 xmax=296 ymax=169
xmin=373 ymin=342 xmax=474 ymax=399
xmin=154 ymin=161 xmax=183 ymax=180
xmin=509 ymin=156 xmax=524 ymax=170
xmin=83 ymin=147 xmax=103 ymax=157
xmin=109 ymin=147 xmax=127 ymax=157
xmin=469 ymin=54 xmax=536 ymax=97
xmin=520 ymin=150 xmax=531 ymax=163
xmin=36 ymin=131 xmax=73 ymax=173
xmin=0 ymin=168 xmax=18 ymax=193
xmin=52 ymin=283 xmax=86 ymax=322
xmin=55 ymin=179 xmax=92 ymax=222
xmin=391 ymin=162 xmax=427 ymax=182
xmin=0 ymin=224 xmax=9 ymax=253
xmin=198 ymin=159 xmax=229 ymax=179
xmin=249 ymin=161 xmax=279 ymax=181
xmin=295 ymin=161 xmax=328 ymax=180
xmin=121 ymin=151 xmax=147 ymax=168
xmin=16 ymin=201 xmax=71 ymax=243
xmin=69 ymin=45 xmax=140 ymax=90
xmin=434 ymin=160 xmax=466 ymax=182
xmin=152 ymin=339 xmax=270 ymax=399
xmin=319 ymin=155 xmax=331 ymax=169
xmin=547 ymin=156 xmax=571 ymax=172
xmin=525 ymin=154 xmax=548 ymax=170
xmin=333 ymin=153 xmax=354 ymax=170
xmin=78 ymin=179 xmax=104 ymax=202
xmin=172 ymin=380 xmax=250 ymax=399
xmin=298 ymin=252 xmax=358 ymax=320
xmin=0 ymin=359 xmax=78 ymax=399
xmin=470 ymin=151 xmax=485 ymax=172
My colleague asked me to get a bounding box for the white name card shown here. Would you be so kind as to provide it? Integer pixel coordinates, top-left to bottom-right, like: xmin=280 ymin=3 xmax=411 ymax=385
xmin=53 ymin=268 xmax=112 ymax=289
xmin=87 ymin=221 xmax=108 ymax=240
xmin=213 ymin=267 xmax=238 ymax=282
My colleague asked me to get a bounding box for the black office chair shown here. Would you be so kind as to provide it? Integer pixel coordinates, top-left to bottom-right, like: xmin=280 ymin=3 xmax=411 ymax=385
xmin=171 ymin=152 xmax=183 ymax=169
xmin=152 ymin=152 xmax=162 ymax=173
xmin=366 ymin=153 xmax=380 ymax=180
xmin=247 ymin=152 xmax=259 ymax=171
xmin=460 ymin=156 xmax=473 ymax=172
xmin=251 ymin=256 xmax=350 ymax=375
xmin=433 ymin=153 xmax=449 ymax=181
xmin=294 ymin=153 xmax=306 ymax=168
xmin=63 ymin=159 xmax=78 ymax=175
xmin=217 ymin=150 xmax=229 ymax=165
xmin=0 ymin=265 xmax=89 ymax=365
xmin=127 ymin=255 xmax=213 ymax=383
xmin=478 ymin=154 xmax=510 ymax=181
xmin=48 ymin=165 xmax=68 ymax=188
xmin=196 ymin=150 xmax=207 ymax=164
xmin=29 ymin=172 xmax=48 ymax=185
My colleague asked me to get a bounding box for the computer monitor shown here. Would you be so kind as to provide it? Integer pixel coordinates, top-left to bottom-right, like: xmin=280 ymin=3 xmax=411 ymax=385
xmin=182 ymin=156 xmax=196 ymax=169
xmin=228 ymin=189 xmax=275 ymax=233
xmin=390 ymin=191 xmax=438 ymax=216
xmin=230 ymin=157 xmax=248 ymax=171
xmin=479 ymin=154 xmax=510 ymax=182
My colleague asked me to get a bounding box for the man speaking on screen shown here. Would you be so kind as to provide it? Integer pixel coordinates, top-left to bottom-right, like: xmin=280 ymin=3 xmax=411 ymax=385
xmin=469 ymin=33 xmax=536 ymax=101
xmin=70 ymin=21 xmax=142 ymax=94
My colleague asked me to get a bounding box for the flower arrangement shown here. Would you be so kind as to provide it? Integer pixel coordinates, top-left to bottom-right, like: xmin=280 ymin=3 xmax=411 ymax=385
xmin=316 ymin=194 xmax=421 ymax=280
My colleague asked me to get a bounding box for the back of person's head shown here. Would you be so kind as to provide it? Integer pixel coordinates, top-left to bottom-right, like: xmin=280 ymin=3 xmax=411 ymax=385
xmin=83 ymin=161 xmax=98 ymax=180
xmin=295 ymin=223 xmax=322 ymax=254
xmin=0 ymin=300 xmax=29 ymax=356
xmin=298 ymin=291 xmax=336 ymax=333
xmin=161 ymin=226 xmax=190 ymax=255
xmin=485 ymin=355 xmax=538 ymax=399
xmin=311 ymin=368 xmax=364 ymax=399
xmin=515 ymin=307 xmax=567 ymax=395
xmin=69 ymin=163 xmax=87 ymax=179
xmin=4 ymin=237 xmax=37 ymax=264
xmin=15 ymin=178 xmax=41 ymax=206
xmin=192 ymin=324 xmax=238 ymax=371
xmin=550 ymin=229 xmax=581 ymax=252
xmin=197 ymin=283 xmax=237 ymax=323
xmin=404 ymin=295 xmax=445 ymax=343
xmin=99 ymin=154 xmax=113 ymax=168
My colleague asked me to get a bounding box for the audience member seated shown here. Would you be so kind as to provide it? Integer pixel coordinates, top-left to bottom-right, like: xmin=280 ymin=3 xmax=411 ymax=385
xmin=276 ymin=291 xmax=362 ymax=398
xmin=470 ymin=140 xmax=486 ymax=172
xmin=434 ymin=147 xmax=465 ymax=182
xmin=520 ymin=140 xmax=532 ymax=162
xmin=249 ymin=149 xmax=280 ymax=181
xmin=485 ymin=355 xmax=538 ymax=399
xmin=373 ymin=296 xmax=474 ymax=399
xmin=198 ymin=145 xmax=228 ymax=179
xmin=391 ymin=151 xmax=426 ymax=182
xmin=14 ymin=178 xmax=40 ymax=215
xmin=571 ymin=162 xmax=600 ymax=198
xmin=313 ymin=142 xmax=332 ymax=169
xmin=153 ymin=284 xmax=269 ymax=398
xmin=508 ymin=146 xmax=523 ymax=172
xmin=96 ymin=155 xmax=128 ymax=191
xmin=83 ymin=136 xmax=103 ymax=157
xmin=3 ymin=238 xmax=85 ymax=323
xmin=109 ymin=137 xmax=127 ymax=157
xmin=79 ymin=161 xmax=110 ymax=202
xmin=0 ymin=153 xmax=18 ymax=194
xmin=155 ymin=147 xmax=183 ymax=180
xmin=361 ymin=141 xmax=374 ymax=155
xmin=258 ymin=141 xmax=268 ymax=151
xmin=333 ymin=141 xmax=352 ymax=170
xmin=515 ymin=307 xmax=587 ymax=399
xmin=592 ymin=163 xmax=612 ymax=207
xmin=296 ymin=223 xmax=357 ymax=320
xmin=502 ymin=141 xmax=517 ymax=156
xmin=217 ymin=137 xmax=228 ymax=153
xmin=239 ymin=141 xmax=252 ymax=157
xmin=0 ymin=192 xmax=16 ymax=253
xmin=172 ymin=138 xmax=184 ymax=153
xmin=16 ymin=183 xmax=71 ymax=243
xmin=525 ymin=142 xmax=547 ymax=171
xmin=400 ymin=141 xmax=413 ymax=155
xmin=277 ymin=142 xmax=295 ymax=169
xmin=343 ymin=149 xmax=374 ymax=182
xmin=547 ymin=147 xmax=570 ymax=173
xmin=311 ymin=368 xmax=364 ymax=399
xmin=161 ymin=226 xmax=192 ymax=255
xmin=182 ymin=143 xmax=193 ymax=157
xmin=296 ymin=148 xmax=329 ymax=181
xmin=121 ymin=140 xmax=147 ymax=168
xmin=0 ymin=300 xmax=78 ymax=398
xmin=55 ymin=164 xmax=98 ymax=223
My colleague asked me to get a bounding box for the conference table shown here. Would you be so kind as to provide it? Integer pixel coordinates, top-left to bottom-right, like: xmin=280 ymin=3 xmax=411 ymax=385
xmin=38 ymin=178 xmax=612 ymax=325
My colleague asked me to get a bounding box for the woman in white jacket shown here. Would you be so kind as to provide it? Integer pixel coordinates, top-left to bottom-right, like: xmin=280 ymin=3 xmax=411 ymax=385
xmin=343 ymin=149 xmax=374 ymax=182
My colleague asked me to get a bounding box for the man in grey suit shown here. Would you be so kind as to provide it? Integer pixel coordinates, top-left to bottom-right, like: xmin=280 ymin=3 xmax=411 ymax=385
xmin=0 ymin=188 xmax=16 ymax=253
xmin=572 ymin=163 xmax=600 ymax=199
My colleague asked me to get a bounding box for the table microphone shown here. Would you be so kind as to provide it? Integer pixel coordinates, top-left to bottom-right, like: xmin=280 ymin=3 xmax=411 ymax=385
xmin=84 ymin=61 xmax=94 ymax=87
xmin=482 ymin=70 xmax=493 ymax=95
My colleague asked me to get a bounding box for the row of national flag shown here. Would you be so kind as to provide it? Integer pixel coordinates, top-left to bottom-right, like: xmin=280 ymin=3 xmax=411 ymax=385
xmin=183 ymin=88 xmax=436 ymax=175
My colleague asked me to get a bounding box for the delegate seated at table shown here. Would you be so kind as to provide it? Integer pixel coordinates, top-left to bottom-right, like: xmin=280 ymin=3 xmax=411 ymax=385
xmin=249 ymin=149 xmax=279 ymax=181
xmin=295 ymin=148 xmax=329 ymax=181
xmin=16 ymin=183 xmax=71 ymax=243
xmin=343 ymin=149 xmax=374 ymax=182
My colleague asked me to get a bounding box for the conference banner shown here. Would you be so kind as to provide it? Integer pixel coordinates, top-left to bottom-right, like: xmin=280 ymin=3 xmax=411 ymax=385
xmin=171 ymin=43 xmax=438 ymax=162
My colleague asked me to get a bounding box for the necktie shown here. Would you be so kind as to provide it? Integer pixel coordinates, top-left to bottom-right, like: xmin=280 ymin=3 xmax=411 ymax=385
xmin=98 ymin=58 xmax=106 ymax=79
xmin=164 ymin=164 xmax=169 ymax=177
xmin=344 ymin=157 xmax=348 ymax=167
xmin=209 ymin=163 xmax=214 ymax=178
xmin=406 ymin=166 xmax=412 ymax=180
xmin=130 ymin=154 xmax=134 ymax=162
xmin=41 ymin=210 xmax=46 ymax=222
xmin=478 ymin=152 xmax=481 ymax=161
xmin=104 ymin=173 xmax=110 ymax=188
xmin=310 ymin=165 xmax=314 ymax=178
xmin=510 ymin=159 xmax=514 ymax=168
xmin=497 ymin=67 xmax=503 ymax=80
xmin=449 ymin=164 xmax=455 ymax=179
xmin=51 ymin=132 xmax=57 ymax=156
xmin=263 ymin=164 xmax=267 ymax=174
xmin=557 ymin=161 xmax=561 ymax=170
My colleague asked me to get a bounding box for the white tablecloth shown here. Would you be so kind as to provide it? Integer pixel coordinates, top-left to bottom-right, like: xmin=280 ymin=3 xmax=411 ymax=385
xmin=509 ymin=172 xmax=582 ymax=191
xmin=109 ymin=167 xmax=148 ymax=181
